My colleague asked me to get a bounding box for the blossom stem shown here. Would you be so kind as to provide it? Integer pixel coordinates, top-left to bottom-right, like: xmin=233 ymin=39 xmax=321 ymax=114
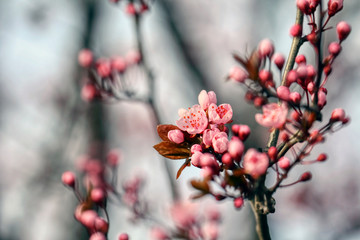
xmin=250 ymin=200 xmax=271 ymax=240
xmin=133 ymin=14 xmax=179 ymax=201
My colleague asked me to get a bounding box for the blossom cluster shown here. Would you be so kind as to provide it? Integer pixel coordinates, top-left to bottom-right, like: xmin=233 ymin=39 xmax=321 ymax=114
xmin=78 ymin=49 xmax=142 ymax=102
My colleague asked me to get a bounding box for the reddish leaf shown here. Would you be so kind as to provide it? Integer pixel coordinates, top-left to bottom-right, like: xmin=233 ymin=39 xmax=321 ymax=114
xmin=176 ymin=159 xmax=191 ymax=179
xmin=157 ymin=124 xmax=180 ymax=141
xmin=153 ymin=141 xmax=191 ymax=160
xmin=190 ymin=179 xmax=210 ymax=193
xmin=233 ymin=50 xmax=261 ymax=80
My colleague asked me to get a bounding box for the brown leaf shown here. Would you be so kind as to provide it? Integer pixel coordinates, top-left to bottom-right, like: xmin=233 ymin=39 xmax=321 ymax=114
xmin=157 ymin=124 xmax=180 ymax=141
xmin=233 ymin=50 xmax=261 ymax=80
xmin=176 ymin=159 xmax=191 ymax=179
xmin=191 ymin=192 xmax=208 ymax=200
xmin=190 ymin=179 xmax=210 ymax=193
xmin=153 ymin=141 xmax=191 ymax=160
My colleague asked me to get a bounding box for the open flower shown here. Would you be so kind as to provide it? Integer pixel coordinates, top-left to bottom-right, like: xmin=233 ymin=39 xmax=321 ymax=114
xmin=255 ymin=103 xmax=288 ymax=129
xmin=208 ymin=103 xmax=233 ymax=125
xmin=176 ymin=105 xmax=208 ymax=134
xmin=243 ymin=148 xmax=269 ymax=179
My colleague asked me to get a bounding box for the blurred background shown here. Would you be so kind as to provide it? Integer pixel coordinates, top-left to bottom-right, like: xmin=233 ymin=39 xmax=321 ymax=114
xmin=1 ymin=0 xmax=360 ymax=239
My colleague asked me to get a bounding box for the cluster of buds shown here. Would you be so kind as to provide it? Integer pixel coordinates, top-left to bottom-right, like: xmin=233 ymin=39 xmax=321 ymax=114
xmin=150 ymin=202 xmax=221 ymax=240
xmin=78 ymin=49 xmax=142 ymax=102
xmin=109 ymin=0 xmax=150 ymax=16
xmin=62 ymin=150 xmax=130 ymax=240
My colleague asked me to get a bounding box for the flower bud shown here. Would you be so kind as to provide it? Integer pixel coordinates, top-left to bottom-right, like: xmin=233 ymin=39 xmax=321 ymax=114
xmin=62 ymin=171 xmax=76 ymax=187
xmin=337 ymin=21 xmax=351 ymax=42
xmin=228 ymin=138 xmax=244 ymax=161
xmin=222 ymin=153 xmax=234 ymax=168
xmin=91 ymin=188 xmax=105 ymax=203
xmin=278 ymin=157 xmax=291 ymax=170
xmin=277 ymin=86 xmax=290 ymax=101
xmin=234 ymin=197 xmax=244 ymax=209
xmin=330 ymin=108 xmax=346 ymax=122
xmin=126 ymin=3 xmax=136 ymax=15
xmin=295 ymin=54 xmax=306 ymax=64
xmin=328 ymin=42 xmax=342 ymax=56
xmin=89 ymin=233 xmax=106 ymax=240
xmin=111 ymin=57 xmax=127 ymax=73
xmin=317 ymin=153 xmax=327 ymax=162
xmin=168 ymin=130 xmax=184 ymax=144
xmin=268 ymin=146 xmax=277 ymax=161
xmin=191 ymin=144 xmax=202 ymax=154
xmin=272 ymin=53 xmax=285 ymax=69
xmin=328 ymin=0 xmax=343 ymax=17
xmin=290 ymin=92 xmax=301 ymax=105
xmin=290 ymin=24 xmax=302 ymax=37
xmin=238 ymin=125 xmax=251 ymax=141
xmin=258 ymin=39 xmax=274 ymax=58
xmin=119 ymin=233 xmax=129 ymax=240
xmin=300 ymin=172 xmax=312 ymax=182
xmin=78 ymin=49 xmax=93 ymax=67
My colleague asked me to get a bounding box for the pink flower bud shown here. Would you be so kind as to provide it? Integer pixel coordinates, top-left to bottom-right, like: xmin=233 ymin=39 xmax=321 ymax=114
xmin=111 ymin=57 xmax=127 ymax=73
xmin=167 ymin=130 xmax=184 ymax=144
xmin=291 ymin=110 xmax=301 ymax=122
xmin=222 ymin=153 xmax=234 ymax=168
xmin=330 ymin=108 xmax=346 ymax=122
xmin=201 ymin=167 xmax=214 ymax=178
xmin=307 ymin=65 xmax=316 ymax=79
xmin=119 ymin=233 xmax=129 ymax=240
xmin=238 ymin=125 xmax=251 ymax=141
xmin=203 ymin=128 xmax=220 ymax=146
xmin=297 ymin=0 xmax=311 ymax=14
xmin=81 ymin=84 xmax=97 ymax=102
xmin=212 ymin=132 xmax=229 ymax=154
xmin=258 ymin=39 xmax=274 ymax=58
xmin=200 ymin=153 xmax=217 ymax=168
xmin=191 ymin=151 xmax=203 ymax=168
xmin=300 ymin=172 xmax=312 ymax=182
xmin=198 ymin=90 xmax=217 ymax=110
xmin=62 ymin=171 xmax=76 ymax=187
xmin=307 ymin=82 xmax=315 ymax=94
xmin=95 ymin=217 xmax=109 ymax=233
xmin=272 ymin=53 xmax=285 ymax=69
xmin=253 ymin=97 xmax=266 ymax=107
xmin=259 ymin=70 xmax=272 ymax=84
xmin=80 ymin=210 xmax=98 ymax=229
xmin=126 ymin=3 xmax=136 ymax=15
xmin=328 ymin=0 xmax=343 ymax=17
xmin=96 ymin=59 xmax=111 ymax=78
xmin=337 ymin=21 xmax=351 ymax=42
xmin=295 ymin=55 xmax=306 ymax=64
xmin=268 ymin=146 xmax=277 ymax=161
xmin=286 ymin=70 xmax=298 ymax=86
xmin=231 ymin=124 xmax=240 ymax=135
xmin=317 ymin=153 xmax=327 ymax=162
xmin=234 ymin=197 xmax=244 ymax=209
xmin=290 ymin=92 xmax=301 ymax=105
xmin=277 ymin=86 xmax=290 ymax=101
xmin=228 ymin=138 xmax=244 ymax=161
xmin=229 ymin=66 xmax=248 ymax=83
xmin=296 ymin=64 xmax=308 ymax=79
xmin=328 ymin=42 xmax=342 ymax=56
xmin=78 ymin=49 xmax=93 ymax=67
xmin=140 ymin=3 xmax=149 ymax=13
xmin=278 ymin=157 xmax=291 ymax=170
xmin=191 ymin=144 xmax=202 ymax=154
xmin=91 ymin=188 xmax=105 ymax=203
xmin=290 ymin=24 xmax=302 ymax=37
xmin=316 ymin=89 xmax=327 ymax=109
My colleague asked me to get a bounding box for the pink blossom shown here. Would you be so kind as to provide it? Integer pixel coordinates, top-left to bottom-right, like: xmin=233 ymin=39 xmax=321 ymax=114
xmin=278 ymin=157 xmax=291 ymax=170
xmin=234 ymin=197 xmax=244 ymax=209
xmin=62 ymin=171 xmax=76 ymax=187
xmin=191 ymin=144 xmax=202 ymax=154
xmin=202 ymin=128 xmax=220 ymax=146
xmin=208 ymin=103 xmax=233 ymax=125
xmin=289 ymin=24 xmax=302 ymax=37
xmin=119 ymin=233 xmax=129 ymax=240
xmin=111 ymin=56 xmax=127 ymax=73
xmin=272 ymin=53 xmax=285 ymax=69
xmin=243 ymin=148 xmax=269 ymax=179
xmin=176 ymin=105 xmax=208 ymax=134
xmin=255 ymin=103 xmax=288 ymax=129
xmin=328 ymin=42 xmax=342 ymax=56
xmin=198 ymin=90 xmax=217 ymax=110
xmin=212 ymin=132 xmax=229 ymax=154
xmin=167 ymin=129 xmax=184 ymax=144
xmin=277 ymin=86 xmax=290 ymax=101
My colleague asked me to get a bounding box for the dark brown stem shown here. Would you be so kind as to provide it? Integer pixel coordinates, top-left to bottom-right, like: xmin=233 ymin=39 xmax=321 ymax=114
xmin=250 ymin=200 xmax=271 ymax=240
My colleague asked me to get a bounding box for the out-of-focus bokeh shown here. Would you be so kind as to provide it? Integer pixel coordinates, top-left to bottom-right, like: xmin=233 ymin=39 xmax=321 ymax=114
xmin=0 ymin=0 xmax=360 ymax=239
